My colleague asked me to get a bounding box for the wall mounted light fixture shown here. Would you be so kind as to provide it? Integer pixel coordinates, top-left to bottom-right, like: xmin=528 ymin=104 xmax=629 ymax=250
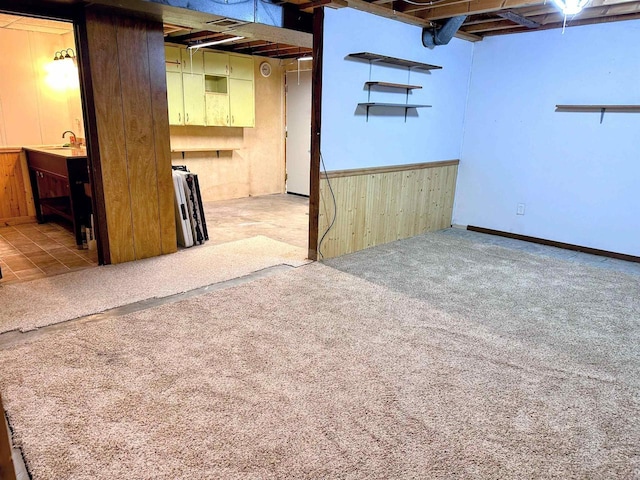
xmin=53 ymin=48 xmax=76 ymax=61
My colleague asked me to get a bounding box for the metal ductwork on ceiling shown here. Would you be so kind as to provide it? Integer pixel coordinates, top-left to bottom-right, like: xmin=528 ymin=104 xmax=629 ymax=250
xmin=422 ymin=15 xmax=467 ymax=48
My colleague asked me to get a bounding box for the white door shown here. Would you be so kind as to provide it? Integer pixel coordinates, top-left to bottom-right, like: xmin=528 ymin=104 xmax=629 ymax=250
xmin=285 ymin=70 xmax=312 ymax=196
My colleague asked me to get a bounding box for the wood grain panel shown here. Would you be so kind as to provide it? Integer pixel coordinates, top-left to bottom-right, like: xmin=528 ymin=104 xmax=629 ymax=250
xmin=308 ymin=7 xmax=324 ymax=261
xmin=0 ymin=394 xmax=16 ymax=480
xmin=318 ymin=162 xmax=458 ymax=259
xmin=116 ymin=16 xmax=162 ymax=259
xmin=0 ymin=151 xmax=35 ymax=223
xmin=84 ymin=9 xmax=135 ymax=264
xmin=82 ymin=8 xmax=177 ymax=264
xmin=147 ymin=25 xmax=177 ymax=255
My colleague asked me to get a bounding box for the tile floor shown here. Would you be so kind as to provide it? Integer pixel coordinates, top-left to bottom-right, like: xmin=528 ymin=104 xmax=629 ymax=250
xmin=0 ymin=194 xmax=308 ymax=285
xmin=0 ymin=222 xmax=98 ymax=284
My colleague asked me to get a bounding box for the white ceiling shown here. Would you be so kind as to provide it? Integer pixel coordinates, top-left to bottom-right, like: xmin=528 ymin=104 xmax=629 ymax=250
xmin=0 ymin=13 xmax=73 ymax=35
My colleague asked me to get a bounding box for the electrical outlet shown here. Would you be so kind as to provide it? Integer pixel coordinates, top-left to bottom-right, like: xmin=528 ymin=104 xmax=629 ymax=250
xmin=517 ymin=203 xmax=525 ymax=215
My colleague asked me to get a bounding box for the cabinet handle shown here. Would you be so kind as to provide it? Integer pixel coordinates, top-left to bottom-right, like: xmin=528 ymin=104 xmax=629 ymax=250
xmin=178 ymin=113 xmax=181 ymax=123
xmin=186 ymin=113 xmax=189 ymax=123
xmin=226 ymin=65 xmax=228 ymax=75
xmin=232 ymin=115 xmax=234 ymax=125
xmin=226 ymin=115 xmax=229 ymax=124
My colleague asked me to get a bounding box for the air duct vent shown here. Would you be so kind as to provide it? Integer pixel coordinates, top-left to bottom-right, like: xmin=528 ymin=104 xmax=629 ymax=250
xmin=422 ymin=15 xmax=467 ymax=48
xmin=205 ymin=18 xmax=249 ymax=30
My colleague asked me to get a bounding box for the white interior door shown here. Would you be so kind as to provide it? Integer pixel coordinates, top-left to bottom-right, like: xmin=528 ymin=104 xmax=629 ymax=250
xmin=285 ymin=69 xmax=312 ymax=196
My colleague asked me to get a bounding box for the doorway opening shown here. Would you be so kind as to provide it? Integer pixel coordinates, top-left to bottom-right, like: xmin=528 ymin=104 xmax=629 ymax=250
xmin=162 ymin=26 xmax=312 ymax=260
xmin=0 ymin=13 xmax=97 ymax=284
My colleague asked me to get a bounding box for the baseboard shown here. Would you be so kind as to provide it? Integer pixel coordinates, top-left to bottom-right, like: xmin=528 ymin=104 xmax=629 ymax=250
xmin=0 ymin=216 xmax=37 ymax=227
xmin=467 ymin=225 xmax=640 ymax=264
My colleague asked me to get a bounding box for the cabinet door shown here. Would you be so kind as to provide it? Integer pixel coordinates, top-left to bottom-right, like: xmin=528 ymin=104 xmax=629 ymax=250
xmin=204 ymin=51 xmax=229 ymax=76
xmin=205 ymin=93 xmax=230 ymax=126
xmin=182 ymin=73 xmax=206 ymax=126
xmin=166 ymin=71 xmax=184 ymax=125
xmin=165 ymin=46 xmax=182 ymax=73
xmin=229 ymin=55 xmax=254 ymax=80
xmin=229 ymin=78 xmax=255 ymax=127
xmin=181 ymin=48 xmax=204 ymax=74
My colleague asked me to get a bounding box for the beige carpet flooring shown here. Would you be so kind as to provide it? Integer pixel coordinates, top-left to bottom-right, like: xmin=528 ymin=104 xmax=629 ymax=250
xmin=0 ymin=236 xmax=308 ymax=333
xmin=0 ymin=240 xmax=639 ymax=478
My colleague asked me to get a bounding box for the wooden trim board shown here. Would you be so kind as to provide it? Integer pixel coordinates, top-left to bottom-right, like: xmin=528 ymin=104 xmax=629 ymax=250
xmin=467 ymin=225 xmax=640 ymax=264
xmin=308 ymin=7 xmax=324 ymax=262
xmin=0 ymin=394 xmax=17 ymax=480
xmin=0 ymin=216 xmax=37 ymax=226
xmin=325 ymin=159 xmax=459 ymax=179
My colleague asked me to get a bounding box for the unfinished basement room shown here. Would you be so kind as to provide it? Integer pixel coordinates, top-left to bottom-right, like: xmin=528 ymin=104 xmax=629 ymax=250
xmin=0 ymin=0 xmax=639 ymax=478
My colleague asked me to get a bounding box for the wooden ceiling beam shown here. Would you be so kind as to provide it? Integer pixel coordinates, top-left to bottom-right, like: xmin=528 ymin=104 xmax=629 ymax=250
xmin=274 ymin=50 xmax=313 ymax=59
xmin=298 ymin=0 xmax=348 ymax=11
xmin=496 ymin=9 xmax=540 ymax=26
xmin=415 ymin=0 xmax=546 ymax=21
xmin=168 ymin=30 xmax=229 ymax=43
xmin=246 ymin=44 xmax=304 ymax=54
xmin=417 ymin=0 xmax=640 ymax=20
xmin=230 ymin=41 xmax=272 ymax=50
xmin=346 ymin=0 xmax=482 ymax=40
xmin=463 ymin=1 xmax=640 ymax=33
xmin=482 ymin=10 xmax=640 ymax=34
xmin=395 ymin=0 xmax=476 ymax=15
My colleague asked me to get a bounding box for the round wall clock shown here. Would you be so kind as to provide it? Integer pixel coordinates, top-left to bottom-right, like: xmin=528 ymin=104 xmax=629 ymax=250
xmin=259 ymin=61 xmax=272 ymax=78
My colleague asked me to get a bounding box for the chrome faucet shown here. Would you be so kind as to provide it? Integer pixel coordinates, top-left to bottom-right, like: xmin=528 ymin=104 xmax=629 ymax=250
xmin=62 ymin=130 xmax=77 ymax=147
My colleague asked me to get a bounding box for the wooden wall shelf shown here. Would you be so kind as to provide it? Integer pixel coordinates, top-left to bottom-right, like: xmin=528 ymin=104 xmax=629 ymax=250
xmin=359 ymin=102 xmax=431 ymax=108
xmin=348 ymin=52 xmax=442 ymax=72
xmin=364 ymin=81 xmax=422 ymax=90
xmin=358 ymin=102 xmax=431 ymax=121
xmin=555 ymin=104 xmax=640 ymax=123
xmin=171 ymin=148 xmax=235 ymax=159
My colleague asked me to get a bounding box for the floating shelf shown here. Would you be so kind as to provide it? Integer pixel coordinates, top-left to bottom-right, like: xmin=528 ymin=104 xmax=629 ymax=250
xmin=358 ymin=102 xmax=431 ymax=121
xmin=359 ymin=103 xmax=431 ymax=108
xmin=364 ymin=81 xmax=422 ymax=90
xmin=171 ymin=147 xmax=235 ymax=159
xmin=555 ymin=104 xmax=640 ymax=112
xmin=348 ymin=52 xmax=442 ymax=72
xmin=555 ymin=104 xmax=640 ymax=123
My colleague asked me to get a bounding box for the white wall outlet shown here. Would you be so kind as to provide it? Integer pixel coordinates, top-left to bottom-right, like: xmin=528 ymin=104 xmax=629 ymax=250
xmin=517 ymin=203 xmax=526 ymax=215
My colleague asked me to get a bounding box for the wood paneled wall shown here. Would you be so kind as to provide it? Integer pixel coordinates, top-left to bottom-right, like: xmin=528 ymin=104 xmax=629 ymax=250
xmin=80 ymin=8 xmax=176 ymax=263
xmin=0 ymin=149 xmax=36 ymax=225
xmin=317 ymin=160 xmax=459 ymax=259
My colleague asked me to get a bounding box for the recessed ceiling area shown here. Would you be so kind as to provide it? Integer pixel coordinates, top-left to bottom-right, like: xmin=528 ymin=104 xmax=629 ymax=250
xmin=0 ymin=13 xmax=72 ymax=34
xmin=163 ymin=24 xmax=313 ymax=59
xmin=278 ymin=0 xmax=640 ymax=39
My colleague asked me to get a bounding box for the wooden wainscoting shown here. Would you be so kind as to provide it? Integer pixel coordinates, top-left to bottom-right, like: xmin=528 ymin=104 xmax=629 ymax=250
xmin=0 ymin=149 xmax=36 ymax=226
xmin=79 ymin=8 xmax=176 ymax=264
xmin=317 ymin=160 xmax=458 ymax=259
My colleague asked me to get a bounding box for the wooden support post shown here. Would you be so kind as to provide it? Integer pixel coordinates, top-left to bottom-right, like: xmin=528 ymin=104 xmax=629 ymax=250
xmin=0 ymin=394 xmax=17 ymax=480
xmin=308 ymin=7 xmax=324 ymax=261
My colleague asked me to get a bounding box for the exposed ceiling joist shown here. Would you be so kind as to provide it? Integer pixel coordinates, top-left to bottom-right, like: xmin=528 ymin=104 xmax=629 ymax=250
xmin=481 ymin=9 xmax=640 ymax=34
xmin=496 ymin=9 xmax=540 ymax=27
xmin=346 ymin=0 xmax=483 ymax=40
xmin=415 ymin=0 xmax=545 ymax=22
xmin=297 ymin=0 xmax=349 ymax=11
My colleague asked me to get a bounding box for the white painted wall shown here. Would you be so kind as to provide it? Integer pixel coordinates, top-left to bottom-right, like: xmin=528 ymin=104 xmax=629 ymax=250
xmin=321 ymin=8 xmax=473 ymax=171
xmin=455 ymin=20 xmax=640 ymax=256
